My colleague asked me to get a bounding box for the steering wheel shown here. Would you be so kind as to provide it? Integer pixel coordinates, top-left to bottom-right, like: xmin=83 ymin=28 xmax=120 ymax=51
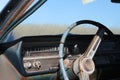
xmin=58 ymin=20 xmax=113 ymax=80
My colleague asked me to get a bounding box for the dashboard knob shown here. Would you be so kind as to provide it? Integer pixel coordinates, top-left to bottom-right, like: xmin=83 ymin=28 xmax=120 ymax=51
xmin=24 ymin=62 xmax=32 ymax=69
xmin=33 ymin=60 xmax=41 ymax=70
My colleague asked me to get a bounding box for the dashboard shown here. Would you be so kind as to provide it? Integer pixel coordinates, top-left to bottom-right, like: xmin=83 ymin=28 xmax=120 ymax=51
xmin=4 ymin=34 xmax=120 ymax=78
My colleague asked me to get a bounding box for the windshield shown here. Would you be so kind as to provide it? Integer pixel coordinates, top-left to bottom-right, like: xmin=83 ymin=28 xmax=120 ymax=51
xmin=2 ymin=0 xmax=120 ymax=40
xmin=23 ymin=0 xmax=120 ymax=30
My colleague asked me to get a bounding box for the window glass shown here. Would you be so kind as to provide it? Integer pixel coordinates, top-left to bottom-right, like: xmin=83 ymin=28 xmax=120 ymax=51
xmin=0 ymin=0 xmax=9 ymax=12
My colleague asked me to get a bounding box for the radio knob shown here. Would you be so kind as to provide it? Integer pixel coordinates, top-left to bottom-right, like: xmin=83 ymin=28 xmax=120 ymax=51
xmin=33 ymin=60 xmax=41 ymax=70
xmin=24 ymin=62 xmax=32 ymax=69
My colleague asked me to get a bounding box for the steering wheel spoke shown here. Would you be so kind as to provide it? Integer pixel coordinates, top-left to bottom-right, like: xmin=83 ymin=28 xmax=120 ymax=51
xmin=83 ymin=29 xmax=105 ymax=59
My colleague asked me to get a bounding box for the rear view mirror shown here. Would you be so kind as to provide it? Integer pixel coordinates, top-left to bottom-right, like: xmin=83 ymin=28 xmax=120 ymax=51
xmin=111 ymin=0 xmax=120 ymax=3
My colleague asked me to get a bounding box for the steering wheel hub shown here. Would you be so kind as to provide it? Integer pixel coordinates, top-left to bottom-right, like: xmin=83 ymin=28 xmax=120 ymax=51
xmin=80 ymin=58 xmax=95 ymax=74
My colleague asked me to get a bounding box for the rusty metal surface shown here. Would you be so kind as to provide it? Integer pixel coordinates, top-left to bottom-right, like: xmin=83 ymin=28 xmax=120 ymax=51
xmin=0 ymin=54 xmax=27 ymax=80
xmin=0 ymin=0 xmax=33 ymax=34
xmin=15 ymin=0 xmax=34 ymax=21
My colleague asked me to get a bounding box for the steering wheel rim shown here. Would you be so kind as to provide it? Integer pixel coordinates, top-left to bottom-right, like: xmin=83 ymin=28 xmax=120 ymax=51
xmin=58 ymin=20 xmax=113 ymax=80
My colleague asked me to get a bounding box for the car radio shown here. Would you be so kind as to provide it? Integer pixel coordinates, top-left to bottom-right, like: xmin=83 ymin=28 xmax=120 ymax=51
xmin=22 ymin=47 xmax=69 ymax=73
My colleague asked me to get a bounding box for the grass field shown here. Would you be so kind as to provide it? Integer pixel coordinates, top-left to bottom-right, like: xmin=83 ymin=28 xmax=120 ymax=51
xmin=13 ymin=24 xmax=120 ymax=39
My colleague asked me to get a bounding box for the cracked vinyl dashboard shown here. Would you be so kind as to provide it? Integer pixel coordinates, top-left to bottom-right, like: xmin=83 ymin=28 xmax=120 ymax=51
xmin=4 ymin=35 xmax=120 ymax=77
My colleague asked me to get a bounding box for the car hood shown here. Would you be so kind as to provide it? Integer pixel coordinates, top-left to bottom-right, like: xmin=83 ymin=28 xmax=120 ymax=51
xmin=0 ymin=0 xmax=47 ymax=42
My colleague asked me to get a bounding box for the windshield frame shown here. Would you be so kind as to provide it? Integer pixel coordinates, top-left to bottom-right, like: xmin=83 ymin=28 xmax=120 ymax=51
xmin=0 ymin=0 xmax=47 ymax=42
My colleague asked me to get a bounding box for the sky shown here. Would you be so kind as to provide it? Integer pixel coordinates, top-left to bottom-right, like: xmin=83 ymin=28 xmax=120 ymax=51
xmin=0 ymin=0 xmax=120 ymax=28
